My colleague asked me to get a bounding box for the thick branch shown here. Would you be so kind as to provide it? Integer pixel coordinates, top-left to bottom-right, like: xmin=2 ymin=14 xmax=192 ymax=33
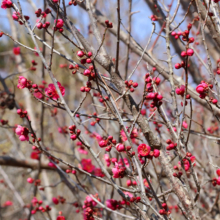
xmin=195 ymin=0 xmax=220 ymax=50
xmin=0 ymin=156 xmax=66 ymax=170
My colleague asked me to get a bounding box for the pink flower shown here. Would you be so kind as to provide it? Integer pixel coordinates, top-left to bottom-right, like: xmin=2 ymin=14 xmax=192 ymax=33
xmin=120 ymin=129 xmax=127 ymax=142
xmin=77 ymin=51 xmax=85 ymax=57
xmin=106 ymin=199 xmax=120 ymax=210
xmin=111 ymin=158 xmax=117 ymax=163
xmin=130 ymin=128 xmax=138 ymax=139
xmin=52 ymin=197 xmax=59 ymax=205
xmin=127 ymin=180 xmax=132 ymax=186
xmin=121 ymin=128 xmax=138 ymax=143
xmin=99 ymin=140 xmax=107 ymax=148
xmin=15 ymin=125 xmax=29 ymax=141
xmin=94 ymin=133 xmax=102 ymax=141
xmin=1 ymin=0 xmax=13 ymax=9
xmin=19 ymin=135 xmax=28 ymax=141
xmin=116 ymin=143 xmax=125 ymax=152
xmin=34 ymin=92 xmax=43 ymax=99
xmin=182 ymin=121 xmax=188 ymax=129
xmin=104 ymin=154 xmax=111 ymax=167
xmin=58 ymin=127 xmax=63 ymax=133
xmin=190 ymin=156 xmax=196 ymax=165
xmin=15 ymin=125 xmax=23 ymax=135
xmin=196 ymin=82 xmax=211 ymax=99
xmin=143 ymin=179 xmax=150 ymax=189
xmin=186 ymin=48 xmax=194 ymax=56
xmin=178 ymin=159 xmax=191 ymax=171
xmin=57 ymin=216 xmax=65 ymax=220
xmin=153 ymin=77 xmax=161 ymax=85
xmin=59 ymin=64 xmax=67 ymax=68
xmin=212 ymin=99 xmax=218 ymax=104
xmin=81 ymin=159 xmax=95 ymax=173
xmin=30 ymin=151 xmax=40 ymax=160
xmin=12 ymin=12 xmax=20 ymax=21
xmin=137 ymin=144 xmax=151 ymax=157
xmin=175 ymin=63 xmax=181 ymax=69
xmin=112 ymin=162 xmax=126 ymax=178
xmin=184 ymin=163 xmax=190 ymax=171
xmin=196 ymin=83 xmax=207 ymax=94
xmin=48 ymin=162 xmax=56 ymax=168
xmin=84 ymin=195 xmax=97 ymax=207
xmin=93 ymin=168 xmax=105 ymax=177
xmin=27 ymin=177 xmax=34 ymax=183
xmin=32 ymin=197 xmax=38 ymax=206
xmin=124 ymin=191 xmax=133 ymax=198
xmin=36 ymin=23 xmax=43 ymax=29
xmin=55 ymin=19 xmax=64 ymax=28
xmin=76 ymin=141 xmax=82 ymax=146
xmin=153 ymin=149 xmax=160 ymax=158
xmin=141 ymin=109 xmax=146 ymax=115
xmin=3 ymin=201 xmax=13 ymax=207
xmin=17 ymin=76 xmax=27 ymax=89
xmin=176 ymin=85 xmax=185 ymax=96
xmin=13 ymin=47 xmax=20 ymax=55
xmin=217 ymin=177 xmax=220 ymax=185
xmin=77 ymin=146 xmax=88 ymax=155
xmin=45 ymin=82 xmax=65 ymax=100
xmin=118 ymin=158 xmax=129 ymax=167
xmin=146 ymin=92 xmax=156 ymax=99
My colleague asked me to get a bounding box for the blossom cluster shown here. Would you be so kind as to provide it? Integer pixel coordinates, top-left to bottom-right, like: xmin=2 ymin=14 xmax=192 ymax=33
xmin=82 ymin=194 xmax=102 ymax=220
xmin=15 ymin=125 xmax=29 ymax=141
xmin=17 ymin=76 xmax=65 ymax=100
xmin=1 ymin=0 xmax=13 ymax=9
xmin=137 ymin=144 xmax=160 ymax=164
xmin=31 ymin=197 xmax=51 ymax=215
